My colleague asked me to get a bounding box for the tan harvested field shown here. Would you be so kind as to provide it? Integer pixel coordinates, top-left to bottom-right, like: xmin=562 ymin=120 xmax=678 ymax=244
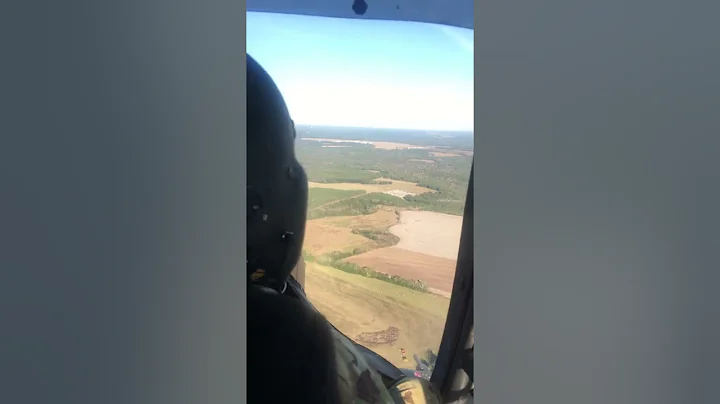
xmin=389 ymin=211 xmax=464 ymax=260
xmin=304 ymin=223 xmax=370 ymax=256
xmin=345 ymin=247 xmax=457 ymax=295
xmin=304 ymin=208 xmax=399 ymax=256
xmin=308 ymin=178 xmax=435 ymax=195
xmin=304 ymin=262 xmax=450 ymax=369
xmin=373 ymin=142 xmax=430 ymax=150
xmin=430 ymin=151 xmax=462 ymax=157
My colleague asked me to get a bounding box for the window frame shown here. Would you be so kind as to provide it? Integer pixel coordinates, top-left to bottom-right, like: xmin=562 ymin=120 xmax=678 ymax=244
xmin=431 ymin=164 xmax=474 ymax=402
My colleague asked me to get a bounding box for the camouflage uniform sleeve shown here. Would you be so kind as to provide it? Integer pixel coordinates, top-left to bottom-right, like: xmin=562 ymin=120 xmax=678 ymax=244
xmin=332 ymin=329 xmax=396 ymax=404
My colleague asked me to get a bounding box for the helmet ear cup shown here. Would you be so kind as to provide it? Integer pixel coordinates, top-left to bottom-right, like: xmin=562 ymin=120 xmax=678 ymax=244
xmin=247 ymin=187 xmax=264 ymax=221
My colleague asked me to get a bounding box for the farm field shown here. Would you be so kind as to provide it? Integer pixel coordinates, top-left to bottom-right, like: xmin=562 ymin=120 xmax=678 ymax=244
xmin=344 ymin=247 xmax=457 ymax=298
xmin=304 ymin=137 xmax=473 ymax=157
xmin=308 ymin=188 xmax=365 ymax=210
xmin=303 ymin=137 xmax=430 ymax=150
xmin=304 ymin=261 xmax=450 ymax=369
xmin=304 ymin=207 xmax=399 ymax=256
xmin=294 ymin=125 xmax=472 ymax=370
xmin=308 ymin=178 xmax=435 ymax=196
xmin=389 ymin=210 xmax=464 ymax=260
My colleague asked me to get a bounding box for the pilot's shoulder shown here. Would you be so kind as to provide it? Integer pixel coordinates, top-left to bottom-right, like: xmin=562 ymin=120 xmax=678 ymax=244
xmin=331 ymin=329 xmax=395 ymax=404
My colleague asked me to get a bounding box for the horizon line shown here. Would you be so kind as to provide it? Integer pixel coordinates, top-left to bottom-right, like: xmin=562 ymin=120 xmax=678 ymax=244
xmin=294 ymin=123 xmax=474 ymax=133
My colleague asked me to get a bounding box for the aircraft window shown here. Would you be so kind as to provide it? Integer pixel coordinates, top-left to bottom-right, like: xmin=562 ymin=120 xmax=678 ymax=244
xmin=248 ymin=12 xmax=473 ymax=379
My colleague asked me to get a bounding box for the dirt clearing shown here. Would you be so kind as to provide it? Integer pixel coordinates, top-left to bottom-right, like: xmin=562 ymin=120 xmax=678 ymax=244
xmin=389 ymin=211 xmax=464 ymax=260
xmin=309 ymin=178 xmax=434 ymax=196
xmin=453 ymin=149 xmax=474 ymax=156
xmin=430 ymin=151 xmax=462 ymax=157
xmin=384 ymin=190 xmax=414 ymax=198
xmin=304 ymin=262 xmax=449 ymax=369
xmin=344 ymin=247 xmax=457 ymax=295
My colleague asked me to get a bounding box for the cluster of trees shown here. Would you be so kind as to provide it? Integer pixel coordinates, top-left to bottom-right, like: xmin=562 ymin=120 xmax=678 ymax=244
xmin=302 ymin=249 xmax=429 ymax=292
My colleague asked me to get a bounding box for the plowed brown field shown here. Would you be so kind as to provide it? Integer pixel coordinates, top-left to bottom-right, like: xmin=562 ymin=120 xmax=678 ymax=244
xmin=344 ymin=247 xmax=457 ymax=296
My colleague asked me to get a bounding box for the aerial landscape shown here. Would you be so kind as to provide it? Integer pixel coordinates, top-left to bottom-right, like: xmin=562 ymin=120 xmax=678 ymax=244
xmin=293 ymin=124 xmax=473 ymax=369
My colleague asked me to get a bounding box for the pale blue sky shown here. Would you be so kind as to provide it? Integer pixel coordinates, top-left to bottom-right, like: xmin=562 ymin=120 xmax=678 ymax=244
xmin=247 ymin=12 xmax=474 ymax=131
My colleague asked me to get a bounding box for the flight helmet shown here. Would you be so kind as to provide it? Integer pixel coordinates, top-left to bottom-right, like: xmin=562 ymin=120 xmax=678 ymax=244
xmin=246 ymin=54 xmax=308 ymax=292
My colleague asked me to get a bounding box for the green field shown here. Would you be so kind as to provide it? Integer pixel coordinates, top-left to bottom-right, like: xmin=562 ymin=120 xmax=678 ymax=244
xmin=308 ymin=188 xmax=366 ymax=210
xmin=305 ymin=166 xmax=380 ymax=184
xmin=304 ymin=261 xmax=450 ymax=369
xmin=308 ymin=192 xmax=411 ymax=219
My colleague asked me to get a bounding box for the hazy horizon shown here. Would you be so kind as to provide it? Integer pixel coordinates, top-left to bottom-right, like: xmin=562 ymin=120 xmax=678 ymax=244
xmin=247 ymin=12 xmax=474 ymax=132
xmin=295 ymin=123 xmax=474 ymax=136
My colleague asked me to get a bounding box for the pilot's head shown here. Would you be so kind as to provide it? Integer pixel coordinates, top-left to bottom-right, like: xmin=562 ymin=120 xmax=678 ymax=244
xmin=246 ymin=54 xmax=308 ymax=292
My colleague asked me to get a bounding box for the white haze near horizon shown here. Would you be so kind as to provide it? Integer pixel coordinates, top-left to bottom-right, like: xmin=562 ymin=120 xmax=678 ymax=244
xmin=247 ymin=12 xmax=474 ymax=132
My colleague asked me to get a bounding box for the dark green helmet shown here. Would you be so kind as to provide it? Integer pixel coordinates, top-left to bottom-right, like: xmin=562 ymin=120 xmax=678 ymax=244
xmin=246 ymin=54 xmax=308 ymax=292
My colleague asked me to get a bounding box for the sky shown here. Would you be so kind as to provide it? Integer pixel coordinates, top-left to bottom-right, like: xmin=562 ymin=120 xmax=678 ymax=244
xmin=246 ymin=12 xmax=474 ymax=131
